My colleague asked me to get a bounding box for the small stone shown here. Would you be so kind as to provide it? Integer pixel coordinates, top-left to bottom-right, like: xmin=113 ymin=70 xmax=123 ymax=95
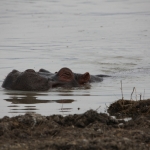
xmin=97 ymin=129 xmax=103 ymax=133
xmin=118 ymin=123 xmax=124 ymax=127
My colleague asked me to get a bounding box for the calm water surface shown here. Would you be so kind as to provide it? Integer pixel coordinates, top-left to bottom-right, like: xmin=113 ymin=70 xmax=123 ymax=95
xmin=0 ymin=0 xmax=150 ymax=118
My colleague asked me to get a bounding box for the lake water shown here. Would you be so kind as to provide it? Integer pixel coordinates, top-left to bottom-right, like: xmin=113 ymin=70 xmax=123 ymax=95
xmin=0 ymin=0 xmax=150 ymax=118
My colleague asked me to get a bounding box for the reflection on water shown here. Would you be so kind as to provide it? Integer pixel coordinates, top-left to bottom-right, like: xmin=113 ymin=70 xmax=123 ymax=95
xmin=10 ymin=108 xmax=37 ymax=110
xmin=5 ymin=96 xmax=75 ymax=104
xmin=5 ymin=95 xmax=51 ymax=104
xmin=4 ymin=92 xmax=75 ymax=114
xmin=8 ymin=105 xmax=19 ymax=107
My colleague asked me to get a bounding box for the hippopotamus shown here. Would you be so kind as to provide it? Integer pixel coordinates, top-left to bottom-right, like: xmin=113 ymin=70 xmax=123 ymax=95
xmin=2 ymin=67 xmax=110 ymax=91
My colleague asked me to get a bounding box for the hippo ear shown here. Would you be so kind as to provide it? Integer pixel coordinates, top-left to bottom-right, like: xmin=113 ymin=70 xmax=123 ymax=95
xmin=58 ymin=68 xmax=74 ymax=82
xmin=79 ymin=72 xmax=90 ymax=84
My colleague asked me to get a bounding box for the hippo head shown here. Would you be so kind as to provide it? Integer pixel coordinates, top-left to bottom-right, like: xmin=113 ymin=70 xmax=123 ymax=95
xmin=51 ymin=68 xmax=90 ymax=88
xmin=2 ymin=68 xmax=91 ymax=91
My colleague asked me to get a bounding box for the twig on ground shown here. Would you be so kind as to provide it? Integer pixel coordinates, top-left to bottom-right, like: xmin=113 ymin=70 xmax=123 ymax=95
xmin=140 ymin=93 xmax=142 ymax=100
xmin=134 ymin=87 xmax=137 ymax=100
xmin=130 ymin=87 xmax=135 ymax=100
xmin=105 ymin=103 xmax=108 ymax=108
xmin=95 ymin=106 xmax=101 ymax=112
xmin=143 ymin=89 xmax=145 ymax=100
xmin=120 ymin=80 xmax=124 ymax=100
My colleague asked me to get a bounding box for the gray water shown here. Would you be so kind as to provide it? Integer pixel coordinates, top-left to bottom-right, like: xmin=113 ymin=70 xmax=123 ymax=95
xmin=0 ymin=0 xmax=150 ymax=118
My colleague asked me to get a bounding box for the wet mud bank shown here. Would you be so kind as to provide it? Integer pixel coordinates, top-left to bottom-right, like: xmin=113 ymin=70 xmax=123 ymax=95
xmin=0 ymin=100 xmax=150 ymax=150
xmin=108 ymin=99 xmax=150 ymax=118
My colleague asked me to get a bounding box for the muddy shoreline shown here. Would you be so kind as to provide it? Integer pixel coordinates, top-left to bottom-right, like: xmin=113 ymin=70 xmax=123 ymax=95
xmin=0 ymin=99 xmax=150 ymax=150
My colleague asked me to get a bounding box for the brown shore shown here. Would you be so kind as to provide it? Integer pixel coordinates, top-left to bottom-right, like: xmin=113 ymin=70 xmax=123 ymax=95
xmin=0 ymin=99 xmax=150 ymax=150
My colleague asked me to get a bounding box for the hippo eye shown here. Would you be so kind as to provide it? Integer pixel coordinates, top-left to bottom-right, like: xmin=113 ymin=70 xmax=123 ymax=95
xmin=60 ymin=72 xmax=72 ymax=81
xmin=58 ymin=68 xmax=74 ymax=82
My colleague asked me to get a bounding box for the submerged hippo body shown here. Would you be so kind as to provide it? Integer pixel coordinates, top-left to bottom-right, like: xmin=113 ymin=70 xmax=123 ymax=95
xmin=2 ymin=68 xmax=107 ymax=91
